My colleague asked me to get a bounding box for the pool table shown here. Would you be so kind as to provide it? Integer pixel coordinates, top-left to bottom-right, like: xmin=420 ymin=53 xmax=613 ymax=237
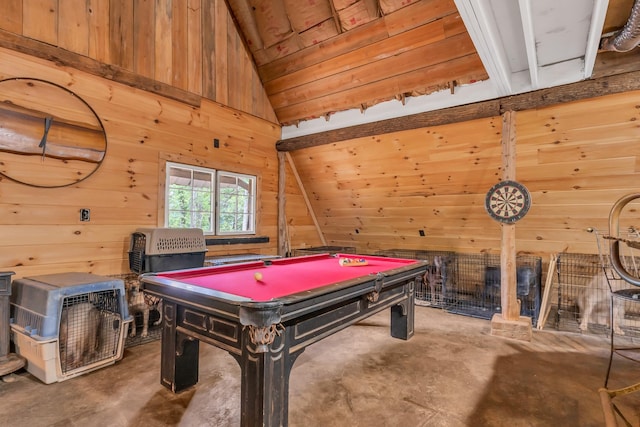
xmin=140 ymin=253 xmax=427 ymax=427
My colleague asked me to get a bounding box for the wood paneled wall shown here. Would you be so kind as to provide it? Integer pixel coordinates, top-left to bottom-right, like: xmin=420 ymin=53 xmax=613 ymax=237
xmin=0 ymin=0 xmax=277 ymax=123
xmin=288 ymin=90 xmax=640 ymax=257
xmin=0 ymin=47 xmax=322 ymax=279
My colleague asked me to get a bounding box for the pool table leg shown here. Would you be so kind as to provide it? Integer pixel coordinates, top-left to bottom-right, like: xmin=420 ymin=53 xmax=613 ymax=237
xmin=234 ymin=326 xmax=303 ymax=427
xmin=160 ymin=301 xmax=200 ymax=392
xmin=390 ymin=279 xmax=416 ymax=340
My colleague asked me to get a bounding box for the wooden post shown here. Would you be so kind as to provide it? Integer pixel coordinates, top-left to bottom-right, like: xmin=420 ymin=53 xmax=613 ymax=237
xmin=490 ymin=111 xmax=532 ymax=341
xmin=285 ymin=153 xmax=326 ymax=246
xmin=277 ymin=152 xmax=287 ymax=257
xmin=500 ymin=110 xmax=520 ymax=321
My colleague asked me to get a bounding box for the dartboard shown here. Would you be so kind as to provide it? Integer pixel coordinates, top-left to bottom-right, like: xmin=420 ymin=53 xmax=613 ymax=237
xmin=485 ymin=180 xmax=531 ymax=223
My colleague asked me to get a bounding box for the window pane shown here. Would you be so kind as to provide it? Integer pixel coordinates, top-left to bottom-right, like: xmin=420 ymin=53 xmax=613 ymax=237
xmin=218 ymin=213 xmax=236 ymax=232
xmin=217 ymin=172 xmax=256 ymax=234
xmin=193 ymin=171 xmax=212 ymax=188
xmin=193 ymin=213 xmax=212 ymax=231
xmin=168 ymin=210 xmax=190 ymax=228
xmin=165 ymin=162 xmax=214 ymax=233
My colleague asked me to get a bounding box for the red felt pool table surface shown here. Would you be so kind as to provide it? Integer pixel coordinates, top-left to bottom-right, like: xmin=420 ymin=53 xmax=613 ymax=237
xmin=154 ymin=253 xmax=419 ymax=302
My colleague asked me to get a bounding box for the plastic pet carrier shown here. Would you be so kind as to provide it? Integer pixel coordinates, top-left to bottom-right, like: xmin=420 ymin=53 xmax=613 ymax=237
xmin=128 ymin=228 xmax=207 ymax=273
xmin=10 ymin=272 xmax=132 ymax=384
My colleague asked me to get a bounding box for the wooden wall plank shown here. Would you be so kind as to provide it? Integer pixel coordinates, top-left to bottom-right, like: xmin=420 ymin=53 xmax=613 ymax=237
xmin=88 ymin=0 xmax=110 ymax=62
xmin=6 ymin=242 xmax=128 ymax=264
xmin=58 ymin=0 xmax=90 ymax=55
xmin=109 ymin=0 xmax=134 ymax=70
xmin=215 ymin=0 xmax=229 ymax=104
xmin=172 ymin=0 xmax=189 ymax=89
xmin=22 ymin=0 xmax=58 ymax=45
xmin=0 ymin=225 xmax=139 ymax=245
xmin=227 ymin=21 xmax=241 ymax=108
xmin=202 ymin=0 xmax=216 ymax=99
xmin=0 ymin=155 xmax=102 ymax=188
xmin=133 ymin=0 xmax=155 ymax=78
xmin=536 ymin=137 xmax=640 ymax=164
xmin=242 ymin=35 xmax=255 ymax=113
xmin=0 ymin=0 xmax=22 ymax=34
xmin=6 ymin=259 xmax=130 ymax=279
xmin=187 ymin=0 xmax=203 ymax=94
xmin=154 ymin=0 xmax=173 ymax=84
xmin=0 ymin=204 xmax=157 ymax=226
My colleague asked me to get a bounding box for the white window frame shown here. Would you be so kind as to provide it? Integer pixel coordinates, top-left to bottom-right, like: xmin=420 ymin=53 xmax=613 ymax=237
xmin=164 ymin=162 xmax=257 ymax=236
xmin=216 ymin=171 xmax=257 ymax=236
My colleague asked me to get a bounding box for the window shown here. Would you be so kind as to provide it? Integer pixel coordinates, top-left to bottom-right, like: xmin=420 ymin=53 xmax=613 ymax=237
xmin=217 ymin=172 xmax=256 ymax=235
xmin=165 ymin=162 xmax=256 ymax=235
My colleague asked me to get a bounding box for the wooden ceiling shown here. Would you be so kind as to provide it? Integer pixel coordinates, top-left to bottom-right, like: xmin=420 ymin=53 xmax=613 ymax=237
xmin=227 ymin=0 xmax=487 ymax=126
xmin=226 ymin=0 xmax=638 ymax=132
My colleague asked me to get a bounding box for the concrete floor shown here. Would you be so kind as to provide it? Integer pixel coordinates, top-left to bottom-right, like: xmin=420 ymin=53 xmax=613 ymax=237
xmin=1 ymin=307 xmax=639 ymax=427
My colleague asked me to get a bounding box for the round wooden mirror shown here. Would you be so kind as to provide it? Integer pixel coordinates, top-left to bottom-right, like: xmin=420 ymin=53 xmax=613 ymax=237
xmin=0 ymin=78 xmax=107 ymax=188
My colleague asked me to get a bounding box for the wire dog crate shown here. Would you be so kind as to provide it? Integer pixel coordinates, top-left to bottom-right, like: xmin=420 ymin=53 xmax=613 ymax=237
xmin=548 ymin=253 xmax=603 ymax=333
xmin=444 ymin=253 xmax=542 ymax=324
xmin=375 ymin=249 xmax=455 ymax=308
xmin=10 ymin=273 xmax=131 ymax=383
xmin=374 ymin=250 xmax=541 ymax=323
xmin=550 ymin=245 xmax=640 ymax=337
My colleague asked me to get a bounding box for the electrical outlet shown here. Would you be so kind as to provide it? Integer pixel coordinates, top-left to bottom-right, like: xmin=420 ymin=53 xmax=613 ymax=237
xmin=80 ymin=208 xmax=91 ymax=222
xmin=419 ymin=229 xmax=425 ymax=237
xmin=213 ymin=138 xmax=220 ymax=148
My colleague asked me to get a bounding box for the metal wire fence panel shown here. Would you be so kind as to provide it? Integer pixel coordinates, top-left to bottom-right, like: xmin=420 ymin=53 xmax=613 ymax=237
xmin=375 ymin=250 xmax=542 ymax=323
xmin=444 ymin=253 xmax=542 ymax=324
xmin=550 ymin=247 xmax=640 ymax=337
xmin=375 ymin=249 xmax=456 ymax=308
xmin=550 ymin=253 xmax=603 ymax=333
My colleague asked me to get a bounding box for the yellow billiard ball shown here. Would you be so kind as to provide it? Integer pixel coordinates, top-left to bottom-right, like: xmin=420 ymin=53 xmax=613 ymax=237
xmin=254 ymin=272 xmax=263 ymax=281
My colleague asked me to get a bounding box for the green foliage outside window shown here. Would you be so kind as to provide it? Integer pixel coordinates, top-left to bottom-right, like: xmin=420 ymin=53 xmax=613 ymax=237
xmin=218 ymin=176 xmax=253 ymax=233
xmin=165 ymin=163 xmax=255 ymax=235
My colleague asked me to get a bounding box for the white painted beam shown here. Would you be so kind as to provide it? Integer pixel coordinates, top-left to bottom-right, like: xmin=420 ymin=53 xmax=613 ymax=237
xmin=518 ymin=0 xmax=539 ymax=89
xmin=453 ymin=0 xmax=514 ymax=96
xmin=584 ymin=0 xmax=610 ymax=78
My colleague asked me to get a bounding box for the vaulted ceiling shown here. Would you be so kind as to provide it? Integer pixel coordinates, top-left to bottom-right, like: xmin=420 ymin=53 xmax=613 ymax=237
xmin=226 ymin=0 xmax=639 ymax=138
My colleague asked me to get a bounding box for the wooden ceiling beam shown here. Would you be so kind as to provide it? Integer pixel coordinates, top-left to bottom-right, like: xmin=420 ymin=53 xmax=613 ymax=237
xmin=276 ymin=69 xmax=640 ymax=151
